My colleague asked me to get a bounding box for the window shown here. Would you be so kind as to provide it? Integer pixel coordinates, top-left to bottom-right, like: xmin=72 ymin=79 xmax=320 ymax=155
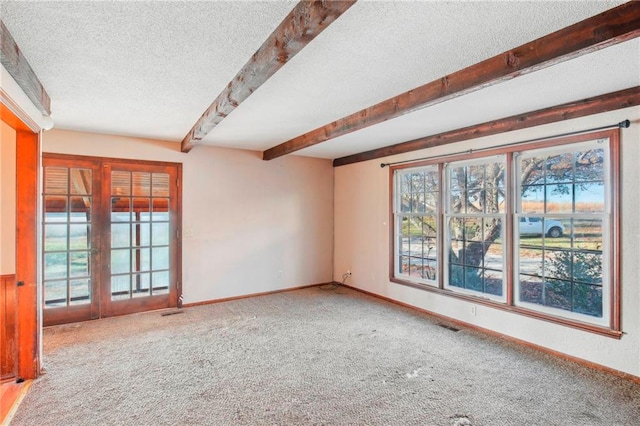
xmin=390 ymin=130 xmax=619 ymax=335
xmin=394 ymin=166 xmax=439 ymax=285
xmin=445 ymin=157 xmax=506 ymax=301
xmin=515 ymin=141 xmax=610 ymax=325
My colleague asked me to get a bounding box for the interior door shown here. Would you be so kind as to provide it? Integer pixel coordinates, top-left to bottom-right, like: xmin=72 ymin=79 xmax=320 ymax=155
xmin=42 ymin=155 xmax=181 ymax=325
xmin=42 ymin=159 xmax=101 ymax=326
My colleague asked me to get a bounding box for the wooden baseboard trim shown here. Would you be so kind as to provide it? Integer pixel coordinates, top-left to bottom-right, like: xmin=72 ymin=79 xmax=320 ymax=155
xmin=182 ymin=282 xmax=328 ymax=308
xmin=0 ymin=380 xmax=32 ymax=425
xmin=343 ymin=283 xmax=640 ymax=385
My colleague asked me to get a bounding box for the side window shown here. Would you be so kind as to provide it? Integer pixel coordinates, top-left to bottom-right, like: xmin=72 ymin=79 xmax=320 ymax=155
xmin=516 ymin=140 xmax=610 ymax=324
xmin=394 ymin=166 xmax=439 ymax=285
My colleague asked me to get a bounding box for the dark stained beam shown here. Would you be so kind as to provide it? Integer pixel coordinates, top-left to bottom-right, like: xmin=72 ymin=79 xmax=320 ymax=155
xmin=181 ymin=0 xmax=357 ymax=153
xmin=263 ymin=2 xmax=640 ymax=160
xmin=0 ymin=20 xmax=51 ymax=116
xmin=333 ymin=86 xmax=640 ymax=167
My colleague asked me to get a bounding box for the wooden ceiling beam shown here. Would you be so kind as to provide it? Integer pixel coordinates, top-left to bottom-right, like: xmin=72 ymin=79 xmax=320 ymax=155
xmin=332 ymin=86 xmax=640 ymax=167
xmin=263 ymin=1 xmax=640 ymax=160
xmin=0 ymin=20 xmax=51 ymax=116
xmin=181 ymin=0 xmax=357 ymax=153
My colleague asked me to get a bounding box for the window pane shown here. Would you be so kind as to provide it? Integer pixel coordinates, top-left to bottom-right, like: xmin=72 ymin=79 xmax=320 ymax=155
xmin=45 ymin=196 xmax=68 ymax=223
xmin=70 ymin=197 xmax=91 ymax=222
xmin=545 ymin=184 xmax=572 ymax=213
xmin=44 ymin=280 xmax=67 ymax=307
xmin=152 ymin=222 xmax=169 ymax=246
xmin=69 ymin=252 xmax=89 ymax=278
xmin=112 ymin=223 xmax=131 ymax=248
xmin=44 ymin=224 xmax=67 ymax=252
xmin=69 ymin=224 xmax=90 ymax=250
xmin=152 ymin=247 xmax=169 ymax=270
xmin=574 ymin=148 xmax=604 ymax=183
xmin=132 ymin=248 xmax=151 ymax=272
xmin=521 ymin=185 xmax=544 ymax=213
xmin=134 ymin=198 xmax=151 ymax=220
xmin=45 ymin=167 xmax=68 ymax=194
xmin=132 ymin=273 xmax=151 ymax=298
xmin=70 ymin=168 xmax=92 ymax=195
xmin=520 ymin=157 xmax=545 ymax=186
xmin=111 ymin=275 xmax=131 ymax=300
xmin=112 ymin=171 xmax=131 ymax=196
xmin=152 ymin=198 xmax=169 ymax=221
xmin=572 ymin=283 xmax=602 ymax=317
xmin=152 ymin=173 xmax=170 ymax=197
xmin=111 ymin=197 xmax=131 ymax=222
xmin=111 ymin=249 xmax=131 ymax=274
xmin=69 ymin=279 xmax=90 ymax=305
xmin=519 ymin=275 xmax=543 ymax=305
xmin=573 ymin=219 xmax=602 ymax=251
xmin=44 ymin=253 xmax=67 ymax=280
xmin=152 ymin=271 xmax=170 ymax=294
xmin=545 ymin=152 xmax=573 ymax=184
xmin=448 ymin=216 xmax=503 ymax=296
xmin=575 ymin=182 xmax=604 ymax=213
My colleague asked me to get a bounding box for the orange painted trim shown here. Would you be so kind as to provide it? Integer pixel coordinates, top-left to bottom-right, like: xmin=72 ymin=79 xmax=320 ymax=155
xmin=15 ymin=130 xmax=40 ymax=380
xmin=182 ymin=283 xmax=328 ymax=308
xmin=0 ymin=379 xmax=32 ymax=425
xmin=343 ymin=283 xmax=640 ymax=385
xmin=0 ymin=103 xmax=32 ymax=132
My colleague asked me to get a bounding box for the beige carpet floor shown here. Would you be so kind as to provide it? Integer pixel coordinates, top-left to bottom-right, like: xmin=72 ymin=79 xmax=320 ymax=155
xmin=11 ymin=286 xmax=640 ymax=425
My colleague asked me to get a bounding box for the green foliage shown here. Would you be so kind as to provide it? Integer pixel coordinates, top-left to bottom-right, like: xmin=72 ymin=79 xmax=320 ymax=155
xmin=546 ymin=250 xmax=602 ymax=317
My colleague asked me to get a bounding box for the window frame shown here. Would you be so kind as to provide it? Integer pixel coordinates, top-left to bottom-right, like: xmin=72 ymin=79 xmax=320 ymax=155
xmin=389 ymin=129 xmax=621 ymax=338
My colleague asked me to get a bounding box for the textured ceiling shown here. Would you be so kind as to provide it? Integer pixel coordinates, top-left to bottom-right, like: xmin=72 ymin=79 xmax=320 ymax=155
xmin=1 ymin=0 xmax=637 ymax=160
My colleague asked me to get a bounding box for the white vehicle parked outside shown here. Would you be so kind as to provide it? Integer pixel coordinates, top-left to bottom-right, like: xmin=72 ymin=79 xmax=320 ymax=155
xmin=519 ymin=217 xmax=564 ymax=238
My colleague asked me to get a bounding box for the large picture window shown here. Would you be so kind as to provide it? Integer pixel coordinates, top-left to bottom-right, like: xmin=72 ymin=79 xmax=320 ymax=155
xmin=390 ymin=130 xmax=619 ymax=335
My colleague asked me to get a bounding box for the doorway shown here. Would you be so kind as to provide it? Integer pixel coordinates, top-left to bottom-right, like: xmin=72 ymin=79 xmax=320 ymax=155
xmin=42 ymin=155 xmax=182 ymax=326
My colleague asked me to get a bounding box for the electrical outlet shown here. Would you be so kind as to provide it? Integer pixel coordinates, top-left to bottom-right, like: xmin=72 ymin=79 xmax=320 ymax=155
xmin=470 ymin=305 xmax=477 ymax=316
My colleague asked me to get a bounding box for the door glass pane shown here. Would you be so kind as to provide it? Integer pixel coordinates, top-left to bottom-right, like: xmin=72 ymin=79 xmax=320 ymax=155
xmin=111 ymin=275 xmax=130 ymax=300
xmin=133 ymin=172 xmax=150 ymax=196
xmin=44 ymin=167 xmax=68 ymax=194
xmin=111 ymin=249 xmax=131 ymax=274
xmin=152 ymin=247 xmax=169 ymax=270
xmin=44 ymin=252 xmax=67 ymax=280
xmin=44 ymin=195 xmax=67 ymax=220
xmin=152 ymin=271 xmax=169 ymax=294
xmin=133 ymin=273 xmax=151 ymax=298
xmin=112 ymin=197 xmax=131 ymax=222
xmin=70 ymin=196 xmax=91 ymax=222
xmin=69 ymin=279 xmax=91 ymax=305
xmin=134 ymin=198 xmax=151 ymax=221
xmin=69 ymin=224 xmax=90 ymax=250
xmin=69 ymin=251 xmax=90 ymax=278
xmin=70 ymin=168 xmax=92 ymax=195
xmin=112 ymin=223 xmax=131 ymax=248
xmin=132 ymin=248 xmax=151 ymax=272
xmin=45 ymin=280 xmax=67 ymax=307
xmin=152 ymin=198 xmax=169 ymax=221
xmin=152 ymin=223 xmax=169 ymax=245
xmin=112 ymin=171 xmax=131 ymax=195
xmin=44 ymin=224 xmax=67 ymax=251
xmin=152 ymin=173 xmax=170 ymax=197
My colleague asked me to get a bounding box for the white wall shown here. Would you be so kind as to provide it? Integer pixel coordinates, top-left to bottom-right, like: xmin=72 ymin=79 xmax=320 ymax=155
xmin=43 ymin=129 xmax=334 ymax=303
xmin=334 ymin=106 xmax=640 ymax=377
xmin=1 ymin=121 xmax=17 ymax=275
